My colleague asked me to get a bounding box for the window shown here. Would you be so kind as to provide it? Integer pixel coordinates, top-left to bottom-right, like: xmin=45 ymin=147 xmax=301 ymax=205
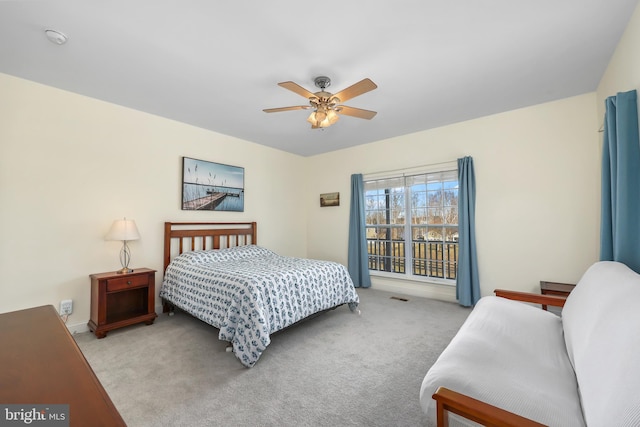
xmin=364 ymin=169 xmax=459 ymax=282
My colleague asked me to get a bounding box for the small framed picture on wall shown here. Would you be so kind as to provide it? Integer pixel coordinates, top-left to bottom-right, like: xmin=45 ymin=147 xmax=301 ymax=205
xmin=320 ymin=192 xmax=340 ymax=207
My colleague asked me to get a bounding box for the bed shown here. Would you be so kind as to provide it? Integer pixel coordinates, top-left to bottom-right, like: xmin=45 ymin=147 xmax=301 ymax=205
xmin=159 ymin=222 xmax=360 ymax=367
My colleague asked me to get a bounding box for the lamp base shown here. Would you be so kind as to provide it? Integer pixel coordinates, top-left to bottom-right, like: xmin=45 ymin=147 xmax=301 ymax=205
xmin=116 ymin=267 xmax=134 ymax=274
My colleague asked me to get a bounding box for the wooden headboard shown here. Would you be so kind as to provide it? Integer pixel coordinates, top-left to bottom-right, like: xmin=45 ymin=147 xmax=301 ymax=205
xmin=163 ymin=222 xmax=257 ymax=271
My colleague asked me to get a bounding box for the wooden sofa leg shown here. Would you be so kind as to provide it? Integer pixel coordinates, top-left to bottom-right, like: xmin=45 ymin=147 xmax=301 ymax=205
xmin=436 ymin=400 xmax=449 ymax=427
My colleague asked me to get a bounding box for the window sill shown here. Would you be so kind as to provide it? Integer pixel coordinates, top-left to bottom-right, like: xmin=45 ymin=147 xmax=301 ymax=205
xmin=370 ymin=270 xmax=456 ymax=287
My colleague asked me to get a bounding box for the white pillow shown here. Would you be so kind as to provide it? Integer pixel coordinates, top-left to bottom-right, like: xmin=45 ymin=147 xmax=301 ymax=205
xmin=173 ymin=245 xmax=276 ymax=265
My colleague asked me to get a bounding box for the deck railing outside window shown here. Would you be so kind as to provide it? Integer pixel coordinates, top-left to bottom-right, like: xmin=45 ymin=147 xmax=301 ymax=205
xmin=367 ymin=239 xmax=458 ymax=280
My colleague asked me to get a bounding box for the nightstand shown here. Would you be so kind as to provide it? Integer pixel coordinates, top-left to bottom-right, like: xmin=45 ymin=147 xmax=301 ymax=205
xmin=88 ymin=268 xmax=158 ymax=338
xmin=540 ymin=281 xmax=576 ymax=311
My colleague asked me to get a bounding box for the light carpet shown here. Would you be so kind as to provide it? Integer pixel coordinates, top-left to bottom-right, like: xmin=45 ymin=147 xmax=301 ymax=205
xmin=74 ymin=288 xmax=470 ymax=427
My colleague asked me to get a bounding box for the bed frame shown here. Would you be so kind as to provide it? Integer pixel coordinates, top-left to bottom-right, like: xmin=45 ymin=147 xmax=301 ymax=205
xmin=162 ymin=221 xmax=257 ymax=313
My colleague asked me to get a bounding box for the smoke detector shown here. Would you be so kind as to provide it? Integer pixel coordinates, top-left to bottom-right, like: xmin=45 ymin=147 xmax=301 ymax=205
xmin=45 ymin=29 xmax=68 ymax=45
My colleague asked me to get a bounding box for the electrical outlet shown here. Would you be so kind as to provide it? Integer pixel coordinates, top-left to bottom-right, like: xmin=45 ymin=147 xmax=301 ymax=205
xmin=60 ymin=299 xmax=73 ymax=315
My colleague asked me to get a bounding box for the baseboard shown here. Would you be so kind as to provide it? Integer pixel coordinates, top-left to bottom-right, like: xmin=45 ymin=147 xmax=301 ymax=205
xmin=65 ymin=306 xmax=164 ymax=335
xmin=371 ymin=276 xmax=458 ymax=303
xmin=67 ymin=321 xmax=90 ymax=335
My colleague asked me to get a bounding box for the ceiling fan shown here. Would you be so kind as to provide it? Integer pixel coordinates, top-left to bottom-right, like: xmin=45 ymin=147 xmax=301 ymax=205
xmin=263 ymin=76 xmax=377 ymax=129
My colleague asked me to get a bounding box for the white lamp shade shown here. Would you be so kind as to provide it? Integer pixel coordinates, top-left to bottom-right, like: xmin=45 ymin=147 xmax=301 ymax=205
xmin=105 ymin=219 xmax=141 ymax=241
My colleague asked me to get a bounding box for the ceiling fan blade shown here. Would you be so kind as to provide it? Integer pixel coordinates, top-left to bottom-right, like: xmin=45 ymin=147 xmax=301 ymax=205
xmin=263 ymin=106 xmax=310 ymax=113
xmin=333 ymin=78 xmax=377 ymax=103
xmin=278 ymin=81 xmax=316 ymax=99
xmin=338 ymin=106 xmax=377 ymax=120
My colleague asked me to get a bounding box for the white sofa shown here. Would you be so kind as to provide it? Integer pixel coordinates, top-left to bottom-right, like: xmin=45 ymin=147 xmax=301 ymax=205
xmin=419 ymin=261 xmax=640 ymax=427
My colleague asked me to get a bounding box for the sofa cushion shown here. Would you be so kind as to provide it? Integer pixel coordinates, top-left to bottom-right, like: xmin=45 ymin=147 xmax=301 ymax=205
xmin=562 ymin=261 xmax=640 ymax=427
xmin=420 ymin=296 xmax=584 ymax=427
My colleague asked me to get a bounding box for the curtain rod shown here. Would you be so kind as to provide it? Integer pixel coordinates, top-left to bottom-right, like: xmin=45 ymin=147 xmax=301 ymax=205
xmin=363 ymin=159 xmax=457 ymax=178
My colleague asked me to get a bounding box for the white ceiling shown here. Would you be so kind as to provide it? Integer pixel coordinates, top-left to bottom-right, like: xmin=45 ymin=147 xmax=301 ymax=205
xmin=1 ymin=1 xmax=637 ymax=156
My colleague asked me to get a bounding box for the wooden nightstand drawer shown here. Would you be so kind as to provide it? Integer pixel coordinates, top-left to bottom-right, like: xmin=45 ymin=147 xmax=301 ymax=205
xmin=106 ymin=274 xmax=149 ymax=292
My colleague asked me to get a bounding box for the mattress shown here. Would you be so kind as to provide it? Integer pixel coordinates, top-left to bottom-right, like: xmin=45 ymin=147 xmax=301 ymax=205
xmin=160 ymin=245 xmax=360 ymax=367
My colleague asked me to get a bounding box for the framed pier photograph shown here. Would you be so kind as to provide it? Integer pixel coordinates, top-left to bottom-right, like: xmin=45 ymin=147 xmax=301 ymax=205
xmin=182 ymin=157 xmax=244 ymax=211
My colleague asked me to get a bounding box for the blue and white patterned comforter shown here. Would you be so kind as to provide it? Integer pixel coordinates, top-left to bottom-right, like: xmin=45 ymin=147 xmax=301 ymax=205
xmin=159 ymin=245 xmax=360 ymax=367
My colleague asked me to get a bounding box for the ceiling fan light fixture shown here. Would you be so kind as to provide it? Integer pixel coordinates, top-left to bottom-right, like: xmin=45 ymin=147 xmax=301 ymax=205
xmin=307 ymin=108 xmax=339 ymax=128
xmin=306 ymin=111 xmax=319 ymax=126
xmin=326 ymin=109 xmax=339 ymax=125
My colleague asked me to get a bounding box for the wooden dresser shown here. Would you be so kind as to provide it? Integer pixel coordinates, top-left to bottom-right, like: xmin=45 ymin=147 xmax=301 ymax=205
xmin=0 ymin=305 xmax=126 ymax=426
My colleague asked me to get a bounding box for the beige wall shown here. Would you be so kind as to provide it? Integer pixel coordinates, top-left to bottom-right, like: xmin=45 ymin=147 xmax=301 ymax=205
xmin=305 ymin=93 xmax=601 ymax=301
xmin=597 ymin=0 xmax=640 ymax=116
xmin=0 ymin=73 xmax=307 ymax=330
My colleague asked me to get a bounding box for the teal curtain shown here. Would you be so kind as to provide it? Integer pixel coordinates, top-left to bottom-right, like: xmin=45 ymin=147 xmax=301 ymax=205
xmin=457 ymin=156 xmax=480 ymax=306
xmin=348 ymin=174 xmax=371 ymax=287
xmin=600 ymin=90 xmax=640 ymax=272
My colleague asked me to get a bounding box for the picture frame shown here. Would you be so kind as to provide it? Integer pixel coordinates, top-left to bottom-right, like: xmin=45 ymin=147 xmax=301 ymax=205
xmin=320 ymin=192 xmax=340 ymax=207
xmin=182 ymin=157 xmax=244 ymax=211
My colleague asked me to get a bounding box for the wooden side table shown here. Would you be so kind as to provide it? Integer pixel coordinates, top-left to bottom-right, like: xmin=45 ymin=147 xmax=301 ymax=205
xmin=539 ymin=281 xmax=576 ymax=311
xmin=88 ymin=268 xmax=158 ymax=338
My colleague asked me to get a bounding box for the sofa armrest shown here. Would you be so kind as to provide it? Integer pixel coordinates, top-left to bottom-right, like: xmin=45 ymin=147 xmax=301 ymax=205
xmin=432 ymin=387 xmax=547 ymax=427
xmin=494 ymin=289 xmax=567 ymax=308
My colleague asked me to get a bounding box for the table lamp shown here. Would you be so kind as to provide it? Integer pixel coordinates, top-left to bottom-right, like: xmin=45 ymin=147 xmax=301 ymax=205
xmin=105 ymin=218 xmax=140 ymax=274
